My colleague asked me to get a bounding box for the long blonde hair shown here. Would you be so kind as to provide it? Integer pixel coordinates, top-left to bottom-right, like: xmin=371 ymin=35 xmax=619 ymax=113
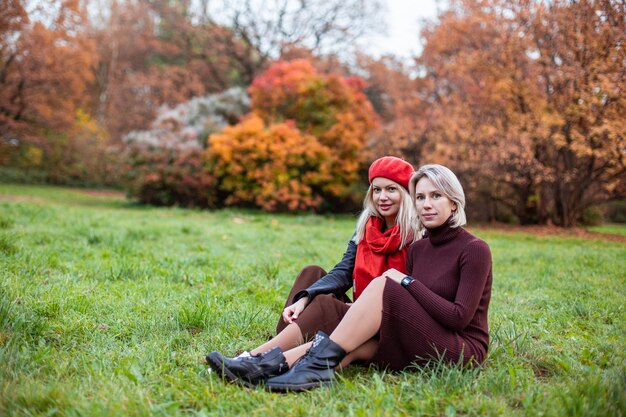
xmin=353 ymin=180 xmax=417 ymax=249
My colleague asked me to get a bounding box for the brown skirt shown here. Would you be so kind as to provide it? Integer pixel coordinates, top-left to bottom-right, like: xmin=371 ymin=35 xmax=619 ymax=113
xmin=276 ymin=265 xmax=352 ymax=341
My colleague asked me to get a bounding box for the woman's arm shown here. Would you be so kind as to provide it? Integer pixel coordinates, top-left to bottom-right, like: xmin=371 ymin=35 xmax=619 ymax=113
xmin=291 ymin=238 xmax=357 ymax=303
xmin=385 ymin=240 xmax=491 ymax=331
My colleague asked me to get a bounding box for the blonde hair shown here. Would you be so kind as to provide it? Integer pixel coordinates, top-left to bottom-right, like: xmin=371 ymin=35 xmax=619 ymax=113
xmin=409 ymin=164 xmax=466 ymax=236
xmin=353 ymin=180 xmax=417 ymax=249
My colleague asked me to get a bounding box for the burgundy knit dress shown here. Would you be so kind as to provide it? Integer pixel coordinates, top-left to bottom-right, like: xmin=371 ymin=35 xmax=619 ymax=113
xmin=368 ymin=222 xmax=492 ymax=370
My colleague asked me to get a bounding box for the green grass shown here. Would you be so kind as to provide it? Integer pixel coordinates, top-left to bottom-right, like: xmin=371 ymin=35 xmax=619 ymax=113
xmin=1 ymin=184 xmax=624 ymax=417
xmin=587 ymin=224 xmax=626 ymax=237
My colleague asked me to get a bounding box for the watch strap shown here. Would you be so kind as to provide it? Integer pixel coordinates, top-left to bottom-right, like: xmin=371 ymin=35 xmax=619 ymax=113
xmin=401 ymin=276 xmax=414 ymax=288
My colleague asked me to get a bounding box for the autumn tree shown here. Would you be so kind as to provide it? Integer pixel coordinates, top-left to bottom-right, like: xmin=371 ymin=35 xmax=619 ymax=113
xmin=0 ymin=0 xmax=100 ymax=182
xmin=413 ymin=0 xmax=625 ymax=226
xmin=202 ymin=0 xmax=384 ymax=85
xmin=0 ymin=0 xmax=28 ymax=162
xmin=1 ymin=0 xmax=95 ymax=136
xmin=355 ymin=54 xmax=433 ymax=163
xmin=530 ymin=0 xmax=625 ymax=225
xmin=90 ymin=0 xmax=236 ymax=141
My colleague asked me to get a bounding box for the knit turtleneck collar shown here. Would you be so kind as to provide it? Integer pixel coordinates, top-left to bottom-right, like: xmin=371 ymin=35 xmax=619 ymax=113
xmin=426 ymin=219 xmax=462 ymax=246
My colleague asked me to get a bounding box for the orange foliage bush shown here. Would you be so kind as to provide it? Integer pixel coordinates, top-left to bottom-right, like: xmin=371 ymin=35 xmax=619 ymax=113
xmin=208 ymin=115 xmax=331 ymax=211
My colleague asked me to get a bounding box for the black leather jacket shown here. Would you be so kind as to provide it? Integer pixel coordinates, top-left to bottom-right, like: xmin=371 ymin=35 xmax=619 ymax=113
xmin=292 ymin=237 xmax=357 ymax=303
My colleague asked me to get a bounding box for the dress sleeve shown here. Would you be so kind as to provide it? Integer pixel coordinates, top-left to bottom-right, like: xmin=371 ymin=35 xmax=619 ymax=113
xmin=292 ymin=236 xmax=357 ymax=303
xmin=406 ymin=239 xmax=492 ymax=331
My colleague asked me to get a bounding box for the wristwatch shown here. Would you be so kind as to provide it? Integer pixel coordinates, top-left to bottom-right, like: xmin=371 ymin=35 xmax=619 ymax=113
xmin=401 ymin=276 xmax=414 ymax=288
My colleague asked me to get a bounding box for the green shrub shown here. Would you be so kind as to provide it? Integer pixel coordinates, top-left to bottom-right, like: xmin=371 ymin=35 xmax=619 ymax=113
xmin=581 ymin=206 xmax=604 ymax=226
xmin=605 ymin=200 xmax=626 ymax=223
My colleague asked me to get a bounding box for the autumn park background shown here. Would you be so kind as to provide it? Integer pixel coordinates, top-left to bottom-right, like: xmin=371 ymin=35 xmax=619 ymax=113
xmin=1 ymin=1 xmax=625 ymax=416
xmin=1 ymin=0 xmax=624 ymax=224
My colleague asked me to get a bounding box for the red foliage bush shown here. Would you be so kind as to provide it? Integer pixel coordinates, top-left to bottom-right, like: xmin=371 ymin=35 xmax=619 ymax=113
xmin=123 ymin=145 xmax=216 ymax=208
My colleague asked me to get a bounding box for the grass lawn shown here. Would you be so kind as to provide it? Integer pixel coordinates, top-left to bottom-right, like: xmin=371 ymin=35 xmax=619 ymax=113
xmin=1 ymin=184 xmax=624 ymax=417
xmin=587 ymin=224 xmax=626 ymax=237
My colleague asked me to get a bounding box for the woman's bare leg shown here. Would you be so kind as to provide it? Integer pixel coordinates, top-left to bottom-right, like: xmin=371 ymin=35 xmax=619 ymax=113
xmin=339 ymin=339 xmax=379 ymax=368
xmin=283 ymin=342 xmax=312 ymax=367
xmin=329 ymin=277 xmax=386 ymax=352
xmin=249 ymin=323 xmax=304 ymax=356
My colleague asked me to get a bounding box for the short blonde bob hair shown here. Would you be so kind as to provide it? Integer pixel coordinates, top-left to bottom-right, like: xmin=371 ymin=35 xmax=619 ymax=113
xmin=353 ymin=179 xmax=417 ymax=249
xmin=409 ymin=164 xmax=466 ymax=236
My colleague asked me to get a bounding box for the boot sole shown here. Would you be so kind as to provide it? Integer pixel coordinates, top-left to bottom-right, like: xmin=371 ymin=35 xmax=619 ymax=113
xmin=205 ymin=353 xmax=257 ymax=389
xmin=264 ymin=379 xmax=334 ymax=393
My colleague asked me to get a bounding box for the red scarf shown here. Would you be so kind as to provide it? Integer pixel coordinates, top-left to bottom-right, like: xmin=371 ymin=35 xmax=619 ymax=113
xmin=353 ymin=216 xmax=409 ymax=300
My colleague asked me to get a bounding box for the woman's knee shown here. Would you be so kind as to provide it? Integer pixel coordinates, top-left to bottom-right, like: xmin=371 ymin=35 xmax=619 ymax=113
xmin=356 ymin=276 xmax=387 ymax=300
xmin=370 ymin=276 xmax=389 ymax=291
xmin=283 ymin=265 xmax=327 ymax=307
xmin=300 ymin=265 xmax=326 ymax=276
xmin=293 ymin=265 xmax=326 ymax=287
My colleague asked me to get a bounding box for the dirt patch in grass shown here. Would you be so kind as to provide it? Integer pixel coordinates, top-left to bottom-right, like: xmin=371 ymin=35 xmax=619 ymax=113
xmin=0 ymin=195 xmax=45 ymax=204
xmin=76 ymin=189 xmax=126 ymax=198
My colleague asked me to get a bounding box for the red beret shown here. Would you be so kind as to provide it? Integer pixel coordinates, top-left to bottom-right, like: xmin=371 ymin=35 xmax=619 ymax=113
xmin=368 ymin=156 xmax=414 ymax=191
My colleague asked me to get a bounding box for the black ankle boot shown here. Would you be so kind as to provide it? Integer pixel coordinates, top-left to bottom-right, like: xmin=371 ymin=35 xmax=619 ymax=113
xmin=206 ymin=347 xmax=288 ymax=388
xmin=264 ymin=331 xmax=346 ymax=392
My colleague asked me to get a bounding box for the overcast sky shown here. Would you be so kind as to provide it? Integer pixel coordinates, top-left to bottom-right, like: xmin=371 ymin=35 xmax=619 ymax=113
xmin=368 ymin=0 xmax=440 ymax=59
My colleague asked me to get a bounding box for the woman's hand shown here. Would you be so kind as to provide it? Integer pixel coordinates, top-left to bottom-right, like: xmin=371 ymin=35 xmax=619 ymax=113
xmin=282 ymin=297 xmax=309 ymax=324
xmin=383 ymin=268 xmax=407 ymax=284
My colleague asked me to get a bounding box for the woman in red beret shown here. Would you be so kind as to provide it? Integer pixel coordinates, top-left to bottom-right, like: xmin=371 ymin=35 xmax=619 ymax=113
xmin=206 ymin=156 xmax=416 ymax=387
